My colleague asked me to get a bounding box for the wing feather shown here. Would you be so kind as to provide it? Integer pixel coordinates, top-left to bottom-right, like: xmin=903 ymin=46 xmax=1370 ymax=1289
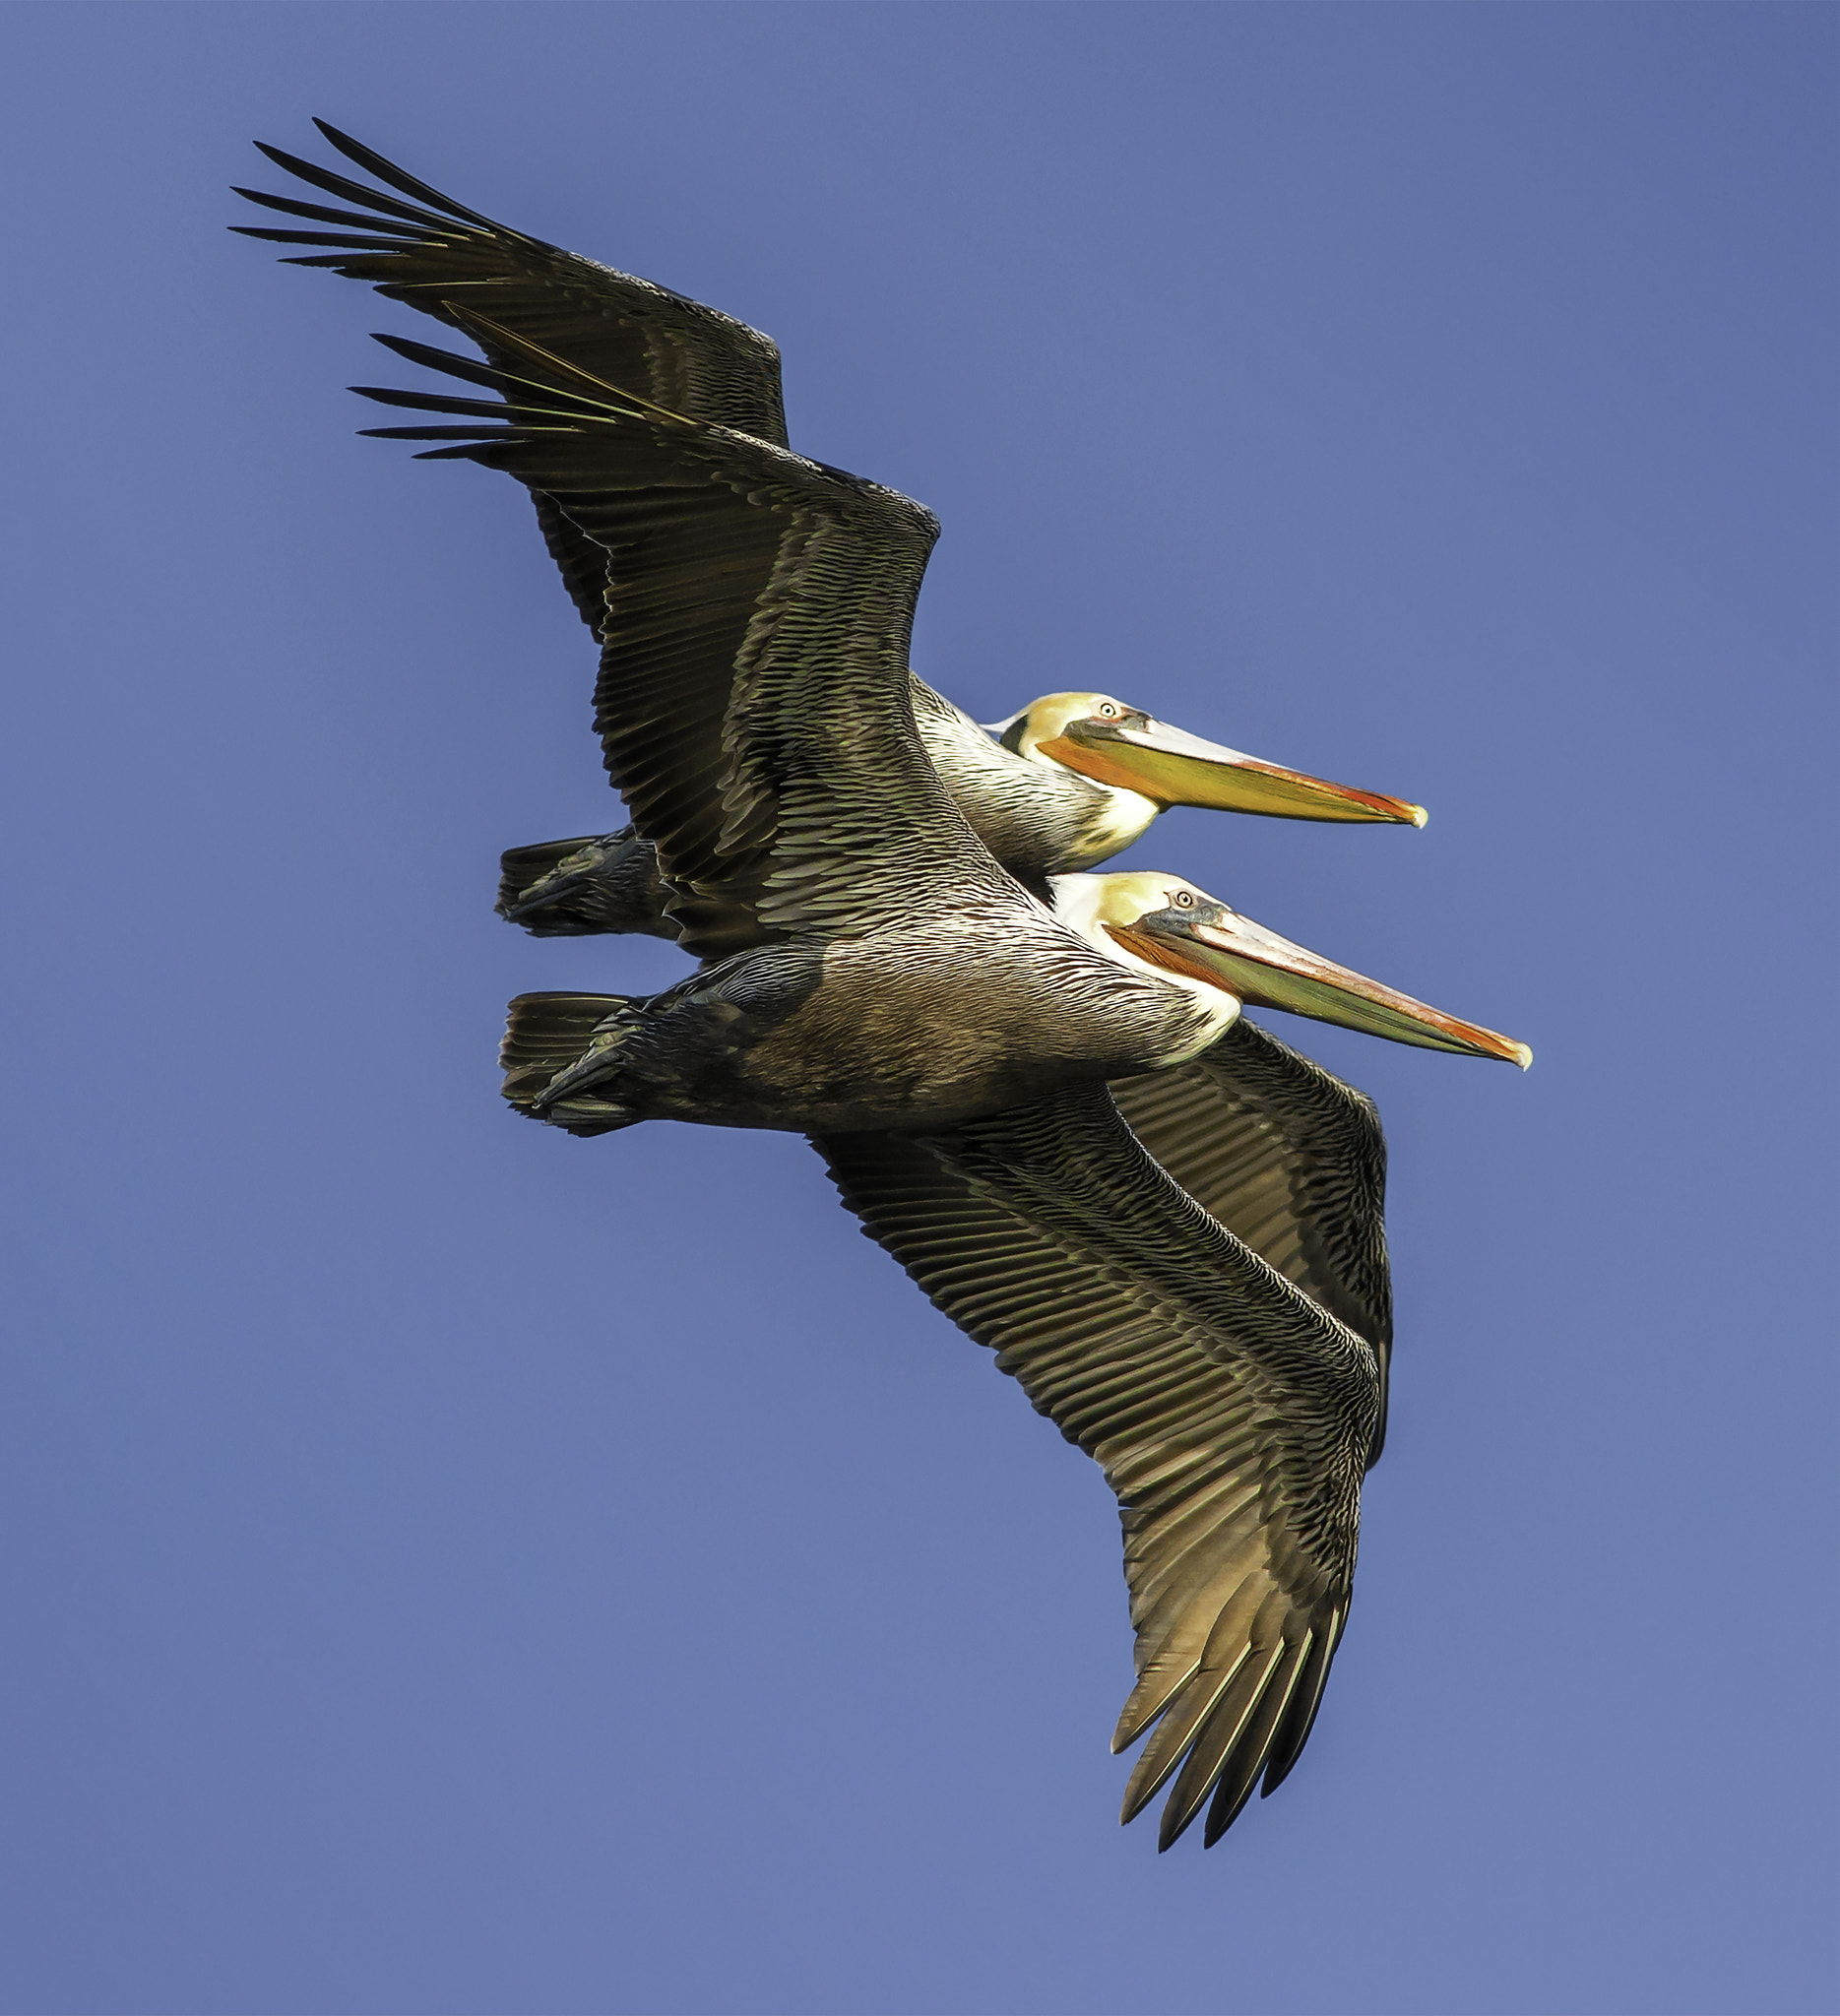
xmin=236 ymin=122 xmax=789 ymax=632
xmin=238 ymin=123 xmax=788 ymax=437
xmin=814 ymin=1081 xmax=1375 ymax=1847
xmin=1110 ymin=1014 xmax=1396 ymax=1462
xmin=353 ymin=321 xmax=1007 ymax=957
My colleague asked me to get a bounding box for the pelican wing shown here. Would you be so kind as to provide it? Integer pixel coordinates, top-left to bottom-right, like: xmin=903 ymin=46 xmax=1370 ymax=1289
xmin=356 ymin=322 xmax=1008 ymax=957
xmin=814 ymin=1081 xmax=1376 ymax=1849
xmin=1109 ymin=1015 xmax=1395 ymax=1463
xmin=234 ymin=121 xmax=788 ymax=632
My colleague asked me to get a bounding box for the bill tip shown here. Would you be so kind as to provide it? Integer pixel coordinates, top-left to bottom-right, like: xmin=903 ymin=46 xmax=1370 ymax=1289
xmin=1408 ymin=803 xmax=1428 ymax=829
xmin=1513 ymin=1042 xmax=1533 ymax=1070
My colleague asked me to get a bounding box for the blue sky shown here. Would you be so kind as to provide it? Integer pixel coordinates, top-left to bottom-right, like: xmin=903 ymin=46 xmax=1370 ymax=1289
xmin=1 ymin=6 xmax=1834 ymax=2013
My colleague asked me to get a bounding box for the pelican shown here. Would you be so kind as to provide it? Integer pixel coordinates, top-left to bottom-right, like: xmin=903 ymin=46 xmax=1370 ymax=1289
xmin=276 ymin=159 xmax=1530 ymax=1844
xmin=494 ymin=864 xmax=1522 ymax=1847
xmin=234 ymin=123 xmax=1427 ymax=940
xmin=336 ymin=323 xmax=1529 ymax=1842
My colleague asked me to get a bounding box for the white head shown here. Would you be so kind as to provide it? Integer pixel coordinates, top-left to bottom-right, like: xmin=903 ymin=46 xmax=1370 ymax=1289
xmin=1050 ymin=871 xmax=1532 ymax=1065
xmin=988 ymin=693 xmax=1428 ymax=825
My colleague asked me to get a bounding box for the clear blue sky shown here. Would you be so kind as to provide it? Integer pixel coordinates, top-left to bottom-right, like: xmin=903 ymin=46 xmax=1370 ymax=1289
xmin=1 ymin=6 xmax=1834 ymax=2013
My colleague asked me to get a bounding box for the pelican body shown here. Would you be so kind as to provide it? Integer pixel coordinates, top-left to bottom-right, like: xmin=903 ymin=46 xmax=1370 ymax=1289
xmin=502 ymin=864 xmax=1523 ymax=1139
xmin=502 ymin=900 xmax=1229 ymax=1136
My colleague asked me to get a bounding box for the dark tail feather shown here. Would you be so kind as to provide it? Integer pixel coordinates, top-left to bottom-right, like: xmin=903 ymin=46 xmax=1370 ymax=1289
xmin=496 ymin=836 xmax=611 ymax=928
xmin=500 ymin=991 xmax=638 ymax=1136
xmin=495 ymin=829 xmax=678 ymax=940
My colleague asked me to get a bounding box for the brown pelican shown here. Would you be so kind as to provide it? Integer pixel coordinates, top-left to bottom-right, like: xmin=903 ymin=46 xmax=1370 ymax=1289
xmin=293 ymin=176 xmax=1531 ymax=1846
xmin=234 ymin=123 xmax=1427 ymax=938
xmin=497 ymin=894 xmax=1501 ymax=1844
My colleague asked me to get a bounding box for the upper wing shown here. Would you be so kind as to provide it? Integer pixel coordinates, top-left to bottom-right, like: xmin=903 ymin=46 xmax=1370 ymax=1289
xmin=233 ymin=120 xmax=788 ymax=632
xmin=355 ymin=318 xmax=1011 ymax=958
xmin=813 ymin=1081 xmax=1377 ymax=1850
xmin=1108 ymin=1015 xmax=1396 ymax=1464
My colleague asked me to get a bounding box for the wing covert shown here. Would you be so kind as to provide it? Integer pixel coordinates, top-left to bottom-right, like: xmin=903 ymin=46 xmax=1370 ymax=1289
xmin=814 ymin=1081 xmax=1377 ymax=1848
xmin=1108 ymin=1015 xmax=1394 ymax=1463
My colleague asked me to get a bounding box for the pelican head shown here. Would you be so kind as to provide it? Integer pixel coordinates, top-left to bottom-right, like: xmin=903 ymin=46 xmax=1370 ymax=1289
xmin=989 ymin=693 xmax=1428 ymax=827
xmin=1054 ymin=871 xmax=1531 ymax=1066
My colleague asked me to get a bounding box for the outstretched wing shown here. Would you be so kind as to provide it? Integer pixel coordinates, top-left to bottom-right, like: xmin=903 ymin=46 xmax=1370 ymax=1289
xmin=356 ymin=318 xmax=1012 ymax=958
xmin=814 ymin=1081 xmax=1377 ymax=1850
xmin=1109 ymin=1015 xmax=1395 ymax=1463
xmin=233 ymin=120 xmax=788 ymax=631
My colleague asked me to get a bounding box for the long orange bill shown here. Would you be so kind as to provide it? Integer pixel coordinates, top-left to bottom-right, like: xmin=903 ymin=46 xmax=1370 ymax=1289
xmin=1113 ymin=907 xmax=1530 ymax=1064
xmin=1042 ymin=717 xmax=1427 ymax=826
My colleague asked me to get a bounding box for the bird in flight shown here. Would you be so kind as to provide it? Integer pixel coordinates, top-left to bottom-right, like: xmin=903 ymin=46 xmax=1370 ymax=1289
xmin=236 ymin=124 xmax=1528 ymax=1849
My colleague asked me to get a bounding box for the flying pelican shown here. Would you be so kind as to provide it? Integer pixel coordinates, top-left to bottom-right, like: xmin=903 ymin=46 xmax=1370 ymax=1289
xmin=295 ymin=182 xmax=1530 ymax=1846
xmin=492 ymin=854 xmax=1518 ymax=1850
xmin=497 ymin=894 xmax=1497 ymax=1845
xmin=233 ymin=122 xmax=1428 ymax=939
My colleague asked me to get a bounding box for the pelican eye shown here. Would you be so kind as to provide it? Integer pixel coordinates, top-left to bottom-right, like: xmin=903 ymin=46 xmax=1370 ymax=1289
xmin=1096 ymin=702 xmax=1120 ymax=719
xmin=1171 ymin=889 xmax=1196 ymax=910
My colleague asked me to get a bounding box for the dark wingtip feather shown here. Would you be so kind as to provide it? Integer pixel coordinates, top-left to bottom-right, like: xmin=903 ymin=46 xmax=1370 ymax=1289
xmin=250 ymin=137 xmax=458 ymax=233
xmin=1201 ymin=1769 xmax=1262 ymax=1848
xmin=412 ymin=443 xmax=509 ymax=462
xmin=364 ymin=329 xmax=630 ymax=422
xmin=369 ymin=329 xmax=513 ymax=391
xmin=1257 ymin=1616 xmax=1344 ymax=1798
xmin=348 ymin=384 xmax=515 ymax=420
xmin=311 ymin=118 xmax=520 ymax=236
xmin=354 ymin=424 xmax=514 ymax=442
xmin=1200 ymin=1640 xmax=1316 ymax=1847
xmin=230 ymin=185 xmax=444 ymax=236
xmin=230 ymin=226 xmax=422 ymax=249
xmin=278 ymin=253 xmax=395 ymax=270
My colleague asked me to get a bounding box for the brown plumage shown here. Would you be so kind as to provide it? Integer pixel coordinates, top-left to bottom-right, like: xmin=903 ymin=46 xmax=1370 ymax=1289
xmin=234 ymin=125 xmax=1533 ymax=1851
xmin=816 ymin=1079 xmax=1375 ymax=1850
xmin=236 ymin=122 xmax=1428 ymax=936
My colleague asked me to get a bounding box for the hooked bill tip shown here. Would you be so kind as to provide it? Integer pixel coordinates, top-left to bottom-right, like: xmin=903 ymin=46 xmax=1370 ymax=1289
xmin=1512 ymin=1042 xmax=1534 ymax=1070
xmin=1408 ymin=803 xmax=1429 ymax=829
